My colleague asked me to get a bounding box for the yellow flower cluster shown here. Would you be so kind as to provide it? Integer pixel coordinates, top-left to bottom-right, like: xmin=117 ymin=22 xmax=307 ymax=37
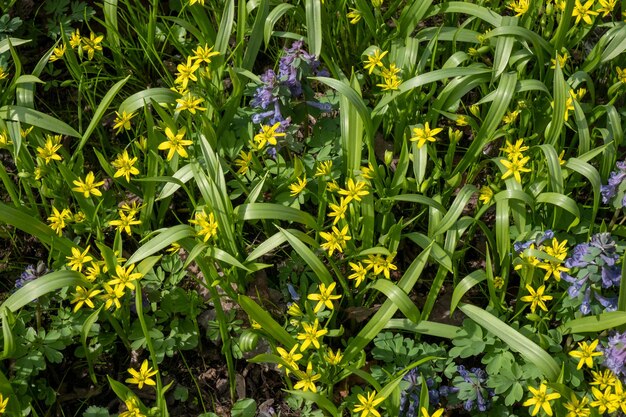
xmin=499 ymin=139 xmax=531 ymax=183
xmin=363 ymin=49 xmax=402 ymax=91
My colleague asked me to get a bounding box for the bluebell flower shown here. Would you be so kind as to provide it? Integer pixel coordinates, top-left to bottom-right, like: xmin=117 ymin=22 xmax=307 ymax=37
xmin=561 ymin=273 xmax=587 ymax=298
xmin=594 ymin=293 xmax=617 ymax=312
xmin=580 ymin=288 xmax=592 ymax=315
xmin=15 ymin=261 xmax=49 ymax=289
xmin=564 ymin=243 xmax=590 ymax=268
xmin=601 ymin=265 xmax=621 ymax=288
xmin=454 ymin=366 xmax=492 ymax=412
xmin=601 ymin=161 xmax=626 ymax=204
xmin=287 ymin=283 xmax=300 ymax=301
xmin=600 ymin=332 xmax=626 ymax=377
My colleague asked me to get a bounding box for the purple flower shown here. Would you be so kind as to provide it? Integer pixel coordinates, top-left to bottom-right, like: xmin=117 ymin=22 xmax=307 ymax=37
xmin=564 ymin=243 xmax=590 ymax=268
xmin=594 ymin=293 xmax=617 ymax=312
xmin=601 ymin=161 xmax=626 ymax=205
xmin=601 ymin=265 xmax=621 ymax=288
xmin=15 ymin=261 xmax=49 ymax=289
xmin=562 ymin=273 xmax=587 ymax=298
xmin=580 ymin=288 xmax=592 ymax=315
xmin=601 ymin=332 xmax=626 ymax=376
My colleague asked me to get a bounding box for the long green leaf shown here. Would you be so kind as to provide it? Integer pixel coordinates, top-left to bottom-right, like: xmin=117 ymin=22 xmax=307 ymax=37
xmin=305 ymin=0 xmax=322 ymax=57
xmin=430 ymin=185 xmax=477 ymax=237
xmin=279 ymin=228 xmax=333 ymax=285
xmin=559 ymin=312 xmax=626 ymax=334
xmin=1 ymin=271 xmax=87 ymax=312
xmin=75 ymin=75 xmax=130 ymax=154
xmin=235 ymin=203 xmax=318 ymax=230
xmin=343 ymin=246 xmax=432 ymax=363
xmin=459 ymin=303 xmax=559 ymax=380
xmin=239 ymin=295 xmax=297 ymax=348
xmin=384 ymin=319 xmax=459 ymax=339
xmin=450 ymin=270 xmax=486 ymax=314
xmin=119 ymin=88 xmax=179 ymax=114
xmin=127 ymin=225 xmax=195 ymax=264
xmin=0 ymin=105 xmax=79 ymax=137
xmin=369 ymin=280 xmax=421 ymax=323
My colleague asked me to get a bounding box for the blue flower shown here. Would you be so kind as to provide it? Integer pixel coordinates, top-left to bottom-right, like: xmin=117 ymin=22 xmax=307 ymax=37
xmin=600 ymin=332 xmax=626 ymax=377
xmin=15 ymin=261 xmax=49 ymax=289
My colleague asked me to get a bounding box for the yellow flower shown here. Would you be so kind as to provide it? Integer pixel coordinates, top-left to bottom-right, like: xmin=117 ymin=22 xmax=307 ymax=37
xmin=119 ymin=397 xmax=146 ymax=417
xmin=189 ymin=211 xmax=219 ymax=242
xmin=537 ymin=260 xmax=569 ymax=281
xmin=328 ymin=197 xmax=348 ymax=225
xmin=363 ymin=49 xmax=388 ymax=75
xmin=325 ymin=348 xmax=343 ymax=365
xmin=49 ymin=44 xmax=66 ymax=62
xmin=376 ymin=75 xmax=401 ymax=91
xmin=47 ymin=207 xmax=72 ymax=236
xmin=315 ymin=160 xmax=333 ymax=177
xmin=572 ymin=0 xmax=598 ymax=24
xmin=479 ymin=186 xmax=493 ymax=205
xmin=456 ymin=115 xmax=469 ymax=126
xmin=353 ymin=391 xmax=385 ymax=417
xmin=158 ymin=127 xmax=192 ymax=161
xmin=544 ymin=237 xmax=568 ymax=260
xmin=296 ymin=319 xmax=328 ymax=351
xmin=120 ymin=201 xmax=142 ymax=216
xmin=0 ymin=67 xmax=8 ymax=80
xmin=420 ymin=407 xmax=444 ymax=417
xmin=502 ymin=109 xmax=521 ymax=125
xmin=66 ymin=246 xmax=93 ymax=272
xmin=307 ymin=282 xmax=341 ymax=313
xmin=84 ymin=262 xmax=102 ymax=282
xmin=337 ymin=178 xmax=369 ymax=203
xmin=108 ymin=211 xmax=141 ymax=235
xmin=108 ymin=264 xmax=143 ymax=291
xmin=617 ymin=67 xmax=626 ymax=84
xmin=113 ymin=111 xmax=136 ymax=134
xmin=348 ymin=261 xmax=368 ymax=287
xmin=175 ymin=56 xmax=200 ymax=89
xmin=507 ymin=0 xmax=530 ymax=15
xmin=234 ymin=150 xmax=253 ymax=174
xmin=36 ymin=135 xmax=63 ymax=164
xmin=293 ymin=362 xmax=321 ymax=392
xmin=126 ymin=359 xmax=158 ymax=389
xmin=0 ymin=393 xmax=8 ymax=414
xmin=590 ymin=369 xmax=618 ymax=390
xmin=69 ymin=29 xmax=82 ymax=48
xmin=563 ymin=393 xmax=590 ymax=417
xmin=319 ymin=225 xmax=351 ymax=256
xmin=551 ymin=52 xmax=568 ymax=69
xmin=192 ymin=43 xmax=219 ymax=64
xmin=597 ymin=0 xmax=617 ymax=16
xmin=101 ymin=283 xmax=125 ymax=310
xmin=347 ymin=8 xmax=362 ymax=24
xmin=520 ymin=285 xmax=552 ymax=313
xmin=500 ymin=139 xmax=529 ymax=160
xmin=289 ymin=176 xmax=308 ymax=197
xmin=82 ymin=32 xmax=104 ymax=60
xmin=253 ymin=123 xmax=285 ymax=149
xmin=360 ymin=164 xmax=374 ymax=180
xmin=188 ymin=0 xmax=205 ymax=5
xmin=176 ymin=93 xmax=206 ymax=114
xmin=364 ymin=253 xmax=397 ymax=279
xmin=71 ymin=286 xmax=102 ymax=312
xmin=371 ymin=0 xmax=383 ymax=8
xmin=0 ymin=131 xmax=11 ymax=147
xmin=590 ymin=386 xmax=620 ymax=414
xmin=523 ymin=383 xmax=561 ymax=416
xmin=569 ymin=339 xmax=602 ymax=370
xmin=72 ymin=172 xmax=105 ymax=197
xmin=411 ymin=122 xmax=443 ymax=149
xmin=111 ymin=150 xmax=140 ymax=182
xmin=500 ymin=155 xmax=531 ymax=183
xmin=276 ymin=344 xmax=302 ymax=374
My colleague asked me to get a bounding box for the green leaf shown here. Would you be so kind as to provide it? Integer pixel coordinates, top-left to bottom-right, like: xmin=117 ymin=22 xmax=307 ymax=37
xmin=450 ymin=270 xmax=487 ymax=314
xmin=127 ymin=225 xmax=195 ymax=265
xmin=305 ymin=0 xmax=322 ymax=57
xmin=238 ymin=295 xmax=296 ymax=348
xmin=559 ymin=312 xmax=626 ymax=334
xmin=285 ymin=390 xmax=338 ymax=417
xmin=118 ymin=88 xmax=179 ymax=114
xmin=343 ymin=246 xmax=432 ymax=363
xmin=235 ymin=203 xmax=318 ymax=230
xmin=75 ymin=75 xmax=130 ymax=154
xmin=384 ymin=319 xmax=459 ymax=339
xmin=368 ymin=280 xmax=421 ymax=323
xmin=0 ymin=105 xmax=80 ymax=137
xmin=264 ymin=4 xmax=296 ymax=47
xmin=459 ymin=303 xmax=559 ymax=380
xmin=231 ymin=398 xmax=257 ymax=417
xmin=1 ymin=270 xmax=87 ymax=312
xmin=430 ymin=185 xmax=477 ymax=237
xmin=279 ymin=228 xmax=333 ymax=285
